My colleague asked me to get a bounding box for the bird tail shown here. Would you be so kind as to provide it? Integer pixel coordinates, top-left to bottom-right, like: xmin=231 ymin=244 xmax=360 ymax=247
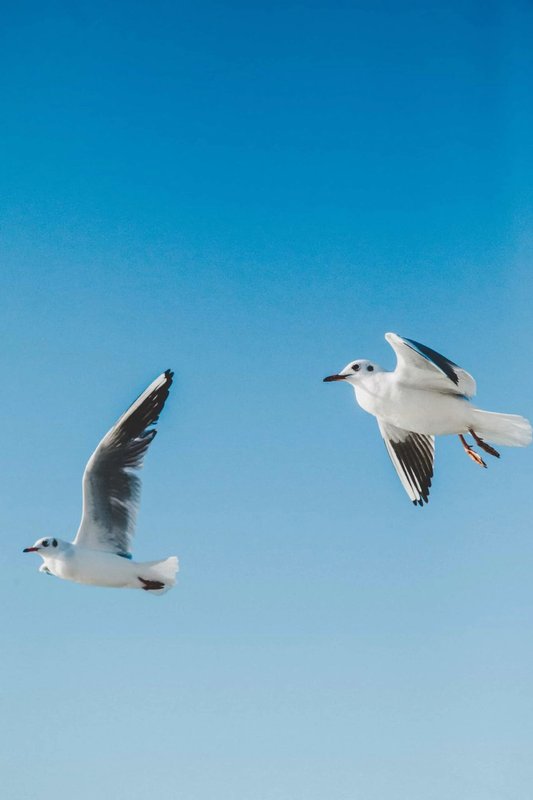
xmin=138 ymin=556 xmax=179 ymax=596
xmin=469 ymin=409 xmax=532 ymax=447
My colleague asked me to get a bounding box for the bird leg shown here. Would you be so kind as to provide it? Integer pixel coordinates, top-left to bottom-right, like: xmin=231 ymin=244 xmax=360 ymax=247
xmin=468 ymin=429 xmax=500 ymax=459
xmin=138 ymin=576 xmax=165 ymax=591
xmin=458 ymin=434 xmax=487 ymax=468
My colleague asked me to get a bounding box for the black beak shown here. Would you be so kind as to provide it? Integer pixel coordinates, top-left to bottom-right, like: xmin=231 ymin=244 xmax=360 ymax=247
xmin=323 ymin=374 xmax=346 ymax=382
xmin=23 ymin=547 xmax=39 ymax=553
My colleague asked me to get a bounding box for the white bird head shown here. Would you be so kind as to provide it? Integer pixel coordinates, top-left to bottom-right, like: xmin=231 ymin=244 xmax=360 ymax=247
xmin=323 ymin=359 xmax=382 ymax=386
xmin=23 ymin=537 xmax=66 ymax=556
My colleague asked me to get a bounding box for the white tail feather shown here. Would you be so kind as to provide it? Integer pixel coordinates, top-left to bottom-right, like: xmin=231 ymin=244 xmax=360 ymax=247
xmin=469 ymin=410 xmax=532 ymax=447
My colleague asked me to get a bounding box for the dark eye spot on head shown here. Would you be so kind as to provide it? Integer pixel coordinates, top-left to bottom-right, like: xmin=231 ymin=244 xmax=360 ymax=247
xmin=52 ymin=539 xmax=58 ymax=547
xmin=42 ymin=540 xmax=49 ymax=547
xmin=367 ymin=365 xmax=374 ymax=372
xmin=352 ymin=364 xmax=360 ymax=372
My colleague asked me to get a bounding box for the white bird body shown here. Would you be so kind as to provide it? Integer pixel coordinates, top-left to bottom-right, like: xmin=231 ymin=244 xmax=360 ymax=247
xmin=24 ymin=370 xmax=179 ymax=594
xmin=325 ymin=332 xmax=532 ymax=505
xmin=352 ymin=373 xmax=472 ymax=435
xmin=37 ymin=542 xmax=178 ymax=594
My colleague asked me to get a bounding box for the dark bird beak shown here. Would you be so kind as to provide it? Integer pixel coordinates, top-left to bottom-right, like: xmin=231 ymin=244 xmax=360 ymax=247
xmin=323 ymin=374 xmax=346 ymax=382
xmin=23 ymin=547 xmax=39 ymax=553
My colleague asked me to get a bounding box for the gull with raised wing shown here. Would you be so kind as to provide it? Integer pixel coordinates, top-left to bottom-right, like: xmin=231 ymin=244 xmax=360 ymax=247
xmin=24 ymin=370 xmax=178 ymax=594
xmin=324 ymin=333 xmax=532 ymax=506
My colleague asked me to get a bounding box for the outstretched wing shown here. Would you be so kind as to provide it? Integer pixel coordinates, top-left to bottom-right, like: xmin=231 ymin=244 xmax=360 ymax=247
xmin=377 ymin=419 xmax=435 ymax=506
xmin=73 ymin=370 xmax=174 ymax=554
xmin=385 ymin=332 xmax=476 ymax=398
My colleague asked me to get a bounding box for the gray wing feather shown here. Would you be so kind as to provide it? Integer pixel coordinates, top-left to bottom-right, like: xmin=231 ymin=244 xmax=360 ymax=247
xmin=74 ymin=370 xmax=173 ymax=554
xmin=385 ymin=332 xmax=476 ymax=398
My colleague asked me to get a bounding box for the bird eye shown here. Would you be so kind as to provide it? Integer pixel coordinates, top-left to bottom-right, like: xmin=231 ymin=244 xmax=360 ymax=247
xmin=52 ymin=539 xmax=58 ymax=547
xmin=42 ymin=540 xmax=49 ymax=547
xmin=352 ymin=364 xmax=360 ymax=372
xmin=367 ymin=365 xmax=374 ymax=372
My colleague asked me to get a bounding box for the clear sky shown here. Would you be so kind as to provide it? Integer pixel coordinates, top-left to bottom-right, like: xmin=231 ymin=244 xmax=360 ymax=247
xmin=2 ymin=1 xmax=533 ymax=798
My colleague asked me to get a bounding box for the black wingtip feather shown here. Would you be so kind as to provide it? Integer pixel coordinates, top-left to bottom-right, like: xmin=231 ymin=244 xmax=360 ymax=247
xmin=403 ymin=337 xmax=460 ymax=386
xmin=390 ymin=434 xmax=433 ymax=507
xmin=114 ymin=370 xmax=174 ymax=445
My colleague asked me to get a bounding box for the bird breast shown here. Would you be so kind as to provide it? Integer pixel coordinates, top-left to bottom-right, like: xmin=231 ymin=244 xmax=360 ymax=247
xmin=355 ymin=378 xmax=471 ymax=435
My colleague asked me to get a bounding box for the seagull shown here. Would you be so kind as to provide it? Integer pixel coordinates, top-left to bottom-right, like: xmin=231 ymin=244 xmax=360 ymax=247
xmin=23 ymin=370 xmax=179 ymax=594
xmin=324 ymin=333 xmax=532 ymax=506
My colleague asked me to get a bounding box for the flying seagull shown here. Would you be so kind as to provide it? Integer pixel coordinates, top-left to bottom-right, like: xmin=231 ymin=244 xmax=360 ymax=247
xmin=324 ymin=333 xmax=532 ymax=506
xmin=24 ymin=370 xmax=178 ymax=594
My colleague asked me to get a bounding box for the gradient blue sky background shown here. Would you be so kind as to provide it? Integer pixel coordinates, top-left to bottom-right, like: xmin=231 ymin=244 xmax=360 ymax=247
xmin=2 ymin=1 xmax=533 ymax=798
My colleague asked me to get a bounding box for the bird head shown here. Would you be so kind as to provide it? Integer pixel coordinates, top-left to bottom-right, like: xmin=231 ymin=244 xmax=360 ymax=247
xmin=23 ymin=537 xmax=65 ymax=556
xmin=323 ymin=359 xmax=381 ymax=386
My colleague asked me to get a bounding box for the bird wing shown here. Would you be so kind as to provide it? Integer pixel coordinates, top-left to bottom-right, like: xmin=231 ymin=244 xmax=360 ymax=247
xmin=73 ymin=370 xmax=174 ymax=554
xmin=377 ymin=419 xmax=435 ymax=506
xmin=385 ymin=332 xmax=476 ymax=398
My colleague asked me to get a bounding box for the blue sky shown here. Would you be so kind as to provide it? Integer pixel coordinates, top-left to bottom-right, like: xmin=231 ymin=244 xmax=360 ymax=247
xmin=2 ymin=1 xmax=533 ymax=798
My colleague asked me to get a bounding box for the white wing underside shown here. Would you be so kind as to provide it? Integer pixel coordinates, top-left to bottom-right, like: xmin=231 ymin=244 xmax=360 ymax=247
xmin=385 ymin=332 xmax=476 ymax=398
xmin=73 ymin=371 xmax=173 ymax=555
xmin=377 ymin=419 xmax=435 ymax=506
